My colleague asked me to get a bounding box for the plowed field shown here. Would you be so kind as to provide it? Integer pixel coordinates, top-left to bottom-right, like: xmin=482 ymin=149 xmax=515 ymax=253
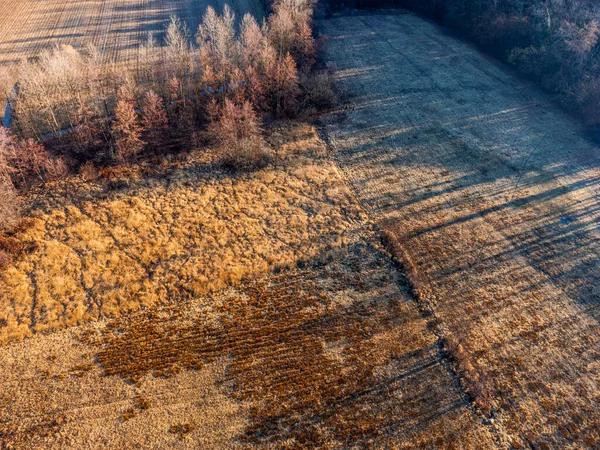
xmin=320 ymin=9 xmax=600 ymax=449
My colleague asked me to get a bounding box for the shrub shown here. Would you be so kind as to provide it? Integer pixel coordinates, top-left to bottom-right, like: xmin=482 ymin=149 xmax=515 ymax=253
xmin=79 ymin=161 xmax=99 ymax=181
xmin=211 ymin=99 xmax=269 ymax=169
xmin=300 ymin=70 xmax=338 ymax=110
xmin=166 ymin=78 xmax=196 ymax=148
xmin=508 ymin=45 xmax=552 ymax=79
xmin=476 ymin=13 xmax=534 ymax=56
xmin=13 ymin=138 xmax=67 ymax=182
xmin=2 ymin=126 xmax=66 ymax=184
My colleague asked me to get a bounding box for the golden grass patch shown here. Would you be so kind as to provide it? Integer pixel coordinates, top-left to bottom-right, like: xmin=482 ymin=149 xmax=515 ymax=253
xmin=0 ymin=123 xmax=364 ymax=343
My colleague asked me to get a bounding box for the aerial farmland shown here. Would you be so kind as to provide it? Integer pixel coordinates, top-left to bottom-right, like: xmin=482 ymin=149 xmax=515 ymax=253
xmin=1 ymin=0 xmax=600 ymax=449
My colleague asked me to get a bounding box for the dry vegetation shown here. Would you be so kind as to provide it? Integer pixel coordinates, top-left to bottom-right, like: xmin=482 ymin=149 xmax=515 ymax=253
xmin=0 ymin=123 xmax=494 ymax=449
xmin=0 ymin=123 xmax=363 ymax=342
xmin=3 ymin=1 xmax=600 ymax=449
xmin=0 ymin=1 xmax=501 ymax=449
xmin=320 ymin=10 xmax=600 ymax=449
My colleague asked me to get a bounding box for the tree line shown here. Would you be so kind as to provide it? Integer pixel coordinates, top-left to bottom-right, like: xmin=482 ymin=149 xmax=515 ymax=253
xmin=386 ymin=0 xmax=600 ymax=125
xmin=0 ymin=0 xmax=336 ymax=235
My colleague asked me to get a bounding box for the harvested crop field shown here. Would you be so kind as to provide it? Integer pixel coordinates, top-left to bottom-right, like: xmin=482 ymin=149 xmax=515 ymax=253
xmin=319 ymin=9 xmax=600 ymax=449
xmin=0 ymin=0 xmax=264 ymax=67
xmin=0 ymin=245 xmax=494 ymax=448
xmin=3 ymin=5 xmax=600 ymax=449
xmin=0 ymin=123 xmax=494 ymax=448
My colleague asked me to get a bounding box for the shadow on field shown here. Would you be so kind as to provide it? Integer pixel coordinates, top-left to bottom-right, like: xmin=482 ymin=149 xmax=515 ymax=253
xmin=324 ymin=33 xmax=600 ymax=314
xmin=319 ymin=9 xmax=600 ymax=447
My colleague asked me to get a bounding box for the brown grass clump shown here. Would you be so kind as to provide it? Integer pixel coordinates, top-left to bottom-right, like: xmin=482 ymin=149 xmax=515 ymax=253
xmin=0 ymin=415 xmax=66 ymax=446
xmin=0 ymin=249 xmax=11 ymax=269
xmin=442 ymin=332 xmax=494 ymax=414
xmin=134 ymin=396 xmax=151 ymax=411
xmin=0 ymin=234 xmax=23 ymax=255
xmin=169 ymin=423 xmax=194 ymax=440
xmin=122 ymin=408 xmax=136 ymax=422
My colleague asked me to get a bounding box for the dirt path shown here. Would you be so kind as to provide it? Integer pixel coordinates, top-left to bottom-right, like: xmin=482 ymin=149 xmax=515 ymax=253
xmin=319 ymin=10 xmax=600 ymax=449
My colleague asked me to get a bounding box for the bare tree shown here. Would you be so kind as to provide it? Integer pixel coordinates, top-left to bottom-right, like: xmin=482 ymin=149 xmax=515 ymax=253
xmin=164 ymin=15 xmax=197 ymax=101
xmin=112 ymin=87 xmax=144 ymax=161
xmin=142 ymin=90 xmax=169 ymax=149
xmin=69 ymin=101 xmax=106 ymax=156
xmin=197 ymin=6 xmax=237 ymax=93
xmin=559 ymin=20 xmax=600 ymax=65
xmin=269 ymin=0 xmax=315 ymax=66
xmin=273 ymin=53 xmax=300 ymax=117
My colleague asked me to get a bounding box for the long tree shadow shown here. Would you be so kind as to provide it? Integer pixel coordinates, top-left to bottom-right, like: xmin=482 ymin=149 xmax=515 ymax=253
xmin=319 ymin=10 xmax=600 ymax=446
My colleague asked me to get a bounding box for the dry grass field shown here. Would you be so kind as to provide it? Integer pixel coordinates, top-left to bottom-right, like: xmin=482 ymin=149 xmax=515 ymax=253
xmin=319 ymin=10 xmax=600 ymax=449
xmin=0 ymin=0 xmax=264 ymax=67
xmin=0 ymin=123 xmax=495 ymax=448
